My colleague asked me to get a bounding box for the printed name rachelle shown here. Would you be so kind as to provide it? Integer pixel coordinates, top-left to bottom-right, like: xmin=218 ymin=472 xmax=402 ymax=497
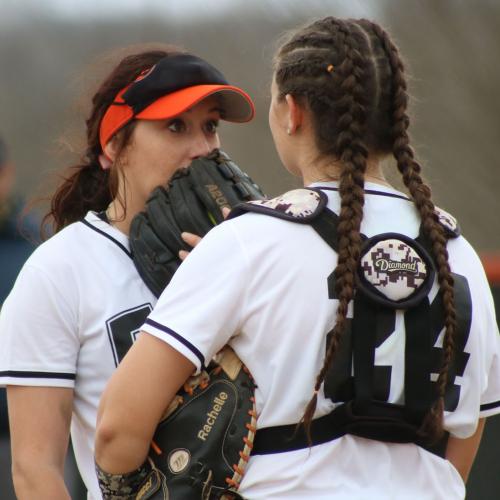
xmin=197 ymin=391 xmax=229 ymax=441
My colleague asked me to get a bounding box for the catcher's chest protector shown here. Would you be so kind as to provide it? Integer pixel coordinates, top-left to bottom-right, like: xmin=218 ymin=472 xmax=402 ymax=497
xmin=230 ymin=188 xmax=472 ymax=456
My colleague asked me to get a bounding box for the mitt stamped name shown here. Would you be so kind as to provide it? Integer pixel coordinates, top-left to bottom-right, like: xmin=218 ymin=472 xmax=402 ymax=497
xmin=197 ymin=391 xmax=228 ymax=441
xmin=207 ymin=184 xmax=229 ymax=208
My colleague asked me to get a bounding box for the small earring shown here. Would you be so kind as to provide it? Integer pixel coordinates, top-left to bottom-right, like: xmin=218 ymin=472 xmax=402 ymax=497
xmin=287 ymin=128 xmax=292 ymax=135
xmin=98 ymin=154 xmax=112 ymax=170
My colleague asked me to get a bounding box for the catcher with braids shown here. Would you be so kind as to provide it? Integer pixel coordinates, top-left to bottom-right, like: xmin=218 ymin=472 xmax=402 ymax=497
xmin=96 ymin=17 xmax=500 ymax=500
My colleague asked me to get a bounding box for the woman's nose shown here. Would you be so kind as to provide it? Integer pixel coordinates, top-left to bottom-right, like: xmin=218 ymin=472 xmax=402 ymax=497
xmin=189 ymin=137 xmax=211 ymax=160
xmin=189 ymin=133 xmax=219 ymax=160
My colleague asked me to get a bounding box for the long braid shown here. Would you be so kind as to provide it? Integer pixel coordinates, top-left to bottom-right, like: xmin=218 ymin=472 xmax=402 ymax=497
xmin=288 ymin=19 xmax=371 ymax=438
xmin=275 ymin=17 xmax=456 ymax=443
xmin=362 ymin=20 xmax=457 ymax=440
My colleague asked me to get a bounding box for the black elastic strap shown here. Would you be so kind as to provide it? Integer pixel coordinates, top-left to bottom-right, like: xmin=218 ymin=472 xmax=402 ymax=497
xmin=404 ymin=297 xmax=434 ymax=420
xmin=310 ymin=207 xmax=340 ymax=252
xmin=252 ymin=408 xmax=349 ymax=455
xmin=252 ymin=403 xmax=449 ymax=458
xmin=352 ymin=295 xmax=377 ymax=405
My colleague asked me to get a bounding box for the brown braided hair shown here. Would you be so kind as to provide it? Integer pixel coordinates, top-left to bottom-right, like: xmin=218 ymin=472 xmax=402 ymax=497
xmin=274 ymin=17 xmax=457 ymax=442
xmin=43 ymin=45 xmax=186 ymax=233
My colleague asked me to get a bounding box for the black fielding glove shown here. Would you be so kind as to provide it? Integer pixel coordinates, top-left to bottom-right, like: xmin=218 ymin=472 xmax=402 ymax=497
xmin=130 ymin=149 xmax=265 ymax=297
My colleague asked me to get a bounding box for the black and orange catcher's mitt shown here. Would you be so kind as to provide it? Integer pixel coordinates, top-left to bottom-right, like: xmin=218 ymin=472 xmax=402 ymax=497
xmin=97 ymin=346 xmax=257 ymax=500
xmin=148 ymin=346 xmax=256 ymax=499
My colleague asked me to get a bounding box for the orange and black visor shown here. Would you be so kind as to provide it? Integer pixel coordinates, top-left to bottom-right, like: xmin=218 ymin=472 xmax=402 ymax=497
xmin=99 ymin=53 xmax=255 ymax=151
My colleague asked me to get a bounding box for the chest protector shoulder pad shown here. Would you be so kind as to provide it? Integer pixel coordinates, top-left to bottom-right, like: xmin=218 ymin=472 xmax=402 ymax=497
xmin=228 ymin=188 xmax=327 ymax=222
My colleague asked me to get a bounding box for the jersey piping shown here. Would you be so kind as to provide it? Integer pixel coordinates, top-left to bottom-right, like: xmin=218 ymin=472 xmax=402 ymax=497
xmin=0 ymin=370 xmax=75 ymax=380
xmin=480 ymin=400 xmax=500 ymax=411
xmin=144 ymin=318 xmax=205 ymax=366
xmin=80 ymin=218 xmax=132 ymax=258
xmin=318 ymin=185 xmax=412 ymax=202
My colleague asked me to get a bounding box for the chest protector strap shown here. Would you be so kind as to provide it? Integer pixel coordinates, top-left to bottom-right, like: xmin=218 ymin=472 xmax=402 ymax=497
xmin=230 ymin=188 xmax=461 ymax=458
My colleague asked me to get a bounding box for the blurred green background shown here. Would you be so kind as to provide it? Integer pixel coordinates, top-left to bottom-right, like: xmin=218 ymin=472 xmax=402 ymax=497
xmin=0 ymin=0 xmax=498 ymax=498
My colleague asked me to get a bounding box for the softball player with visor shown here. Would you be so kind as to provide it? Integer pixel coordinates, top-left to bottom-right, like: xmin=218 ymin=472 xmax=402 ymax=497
xmin=0 ymin=47 xmax=254 ymax=499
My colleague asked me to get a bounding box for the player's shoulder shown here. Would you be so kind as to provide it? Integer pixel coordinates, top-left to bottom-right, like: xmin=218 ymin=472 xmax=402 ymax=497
xmin=23 ymin=213 xmax=107 ymax=275
xmin=222 ymin=200 xmax=312 ymax=251
xmin=446 ymin=233 xmax=484 ymax=272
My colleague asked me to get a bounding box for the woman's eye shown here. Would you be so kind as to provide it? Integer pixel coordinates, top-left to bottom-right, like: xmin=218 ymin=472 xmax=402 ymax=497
xmin=205 ymin=120 xmax=219 ymax=134
xmin=167 ymin=119 xmax=186 ymax=133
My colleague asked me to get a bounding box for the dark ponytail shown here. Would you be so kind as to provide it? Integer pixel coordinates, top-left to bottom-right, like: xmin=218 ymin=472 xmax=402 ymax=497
xmin=43 ymin=46 xmax=185 ymax=233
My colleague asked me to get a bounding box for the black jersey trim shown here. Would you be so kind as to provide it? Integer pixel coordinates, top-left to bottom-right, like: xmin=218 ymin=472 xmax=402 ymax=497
xmin=318 ymin=186 xmax=411 ymax=202
xmin=0 ymin=370 xmax=76 ymax=380
xmin=96 ymin=211 xmax=109 ymax=223
xmin=480 ymin=400 xmax=500 ymax=411
xmin=81 ymin=219 xmax=132 ymax=258
xmin=144 ymin=319 xmax=205 ymax=366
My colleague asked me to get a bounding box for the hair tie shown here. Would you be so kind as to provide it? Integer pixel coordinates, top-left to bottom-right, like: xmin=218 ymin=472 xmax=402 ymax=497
xmin=326 ymin=64 xmax=334 ymax=74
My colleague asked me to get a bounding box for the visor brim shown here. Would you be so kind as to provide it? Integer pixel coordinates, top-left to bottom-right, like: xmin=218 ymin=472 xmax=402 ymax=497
xmin=137 ymin=84 xmax=254 ymax=123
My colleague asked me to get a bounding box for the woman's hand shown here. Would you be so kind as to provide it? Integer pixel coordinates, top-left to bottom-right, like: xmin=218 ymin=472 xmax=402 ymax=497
xmin=178 ymin=207 xmax=231 ymax=261
xmin=179 ymin=232 xmax=202 ymax=260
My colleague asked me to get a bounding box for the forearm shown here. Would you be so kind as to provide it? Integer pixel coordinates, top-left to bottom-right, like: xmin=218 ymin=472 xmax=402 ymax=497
xmin=446 ymin=418 xmax=485 ymax=483
xmin=8 ymin=386 xmax=74 ymax=499
xmin=12 ymin=463 xmax=70 ymax=500
xmin=95 ymin=333 xmax=195 ymax=474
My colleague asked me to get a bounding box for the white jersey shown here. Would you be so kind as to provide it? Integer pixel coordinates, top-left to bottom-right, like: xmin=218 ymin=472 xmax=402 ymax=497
xmin=142 ymin=181 xmax=500 ymax=500
xmin=0 ymin=211 xmax=156 ymax=500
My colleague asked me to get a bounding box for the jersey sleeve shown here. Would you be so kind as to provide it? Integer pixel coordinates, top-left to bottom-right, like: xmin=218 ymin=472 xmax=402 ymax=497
xmin=0 ymin=261 xmax=80 ymax=388
xmin=141 ymin=221 xmax=250 ymax=371
xmin=478 ymin=287 xmax=500 ymax=418
xmin=451 ymin=238 xmax=500 ymax=419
